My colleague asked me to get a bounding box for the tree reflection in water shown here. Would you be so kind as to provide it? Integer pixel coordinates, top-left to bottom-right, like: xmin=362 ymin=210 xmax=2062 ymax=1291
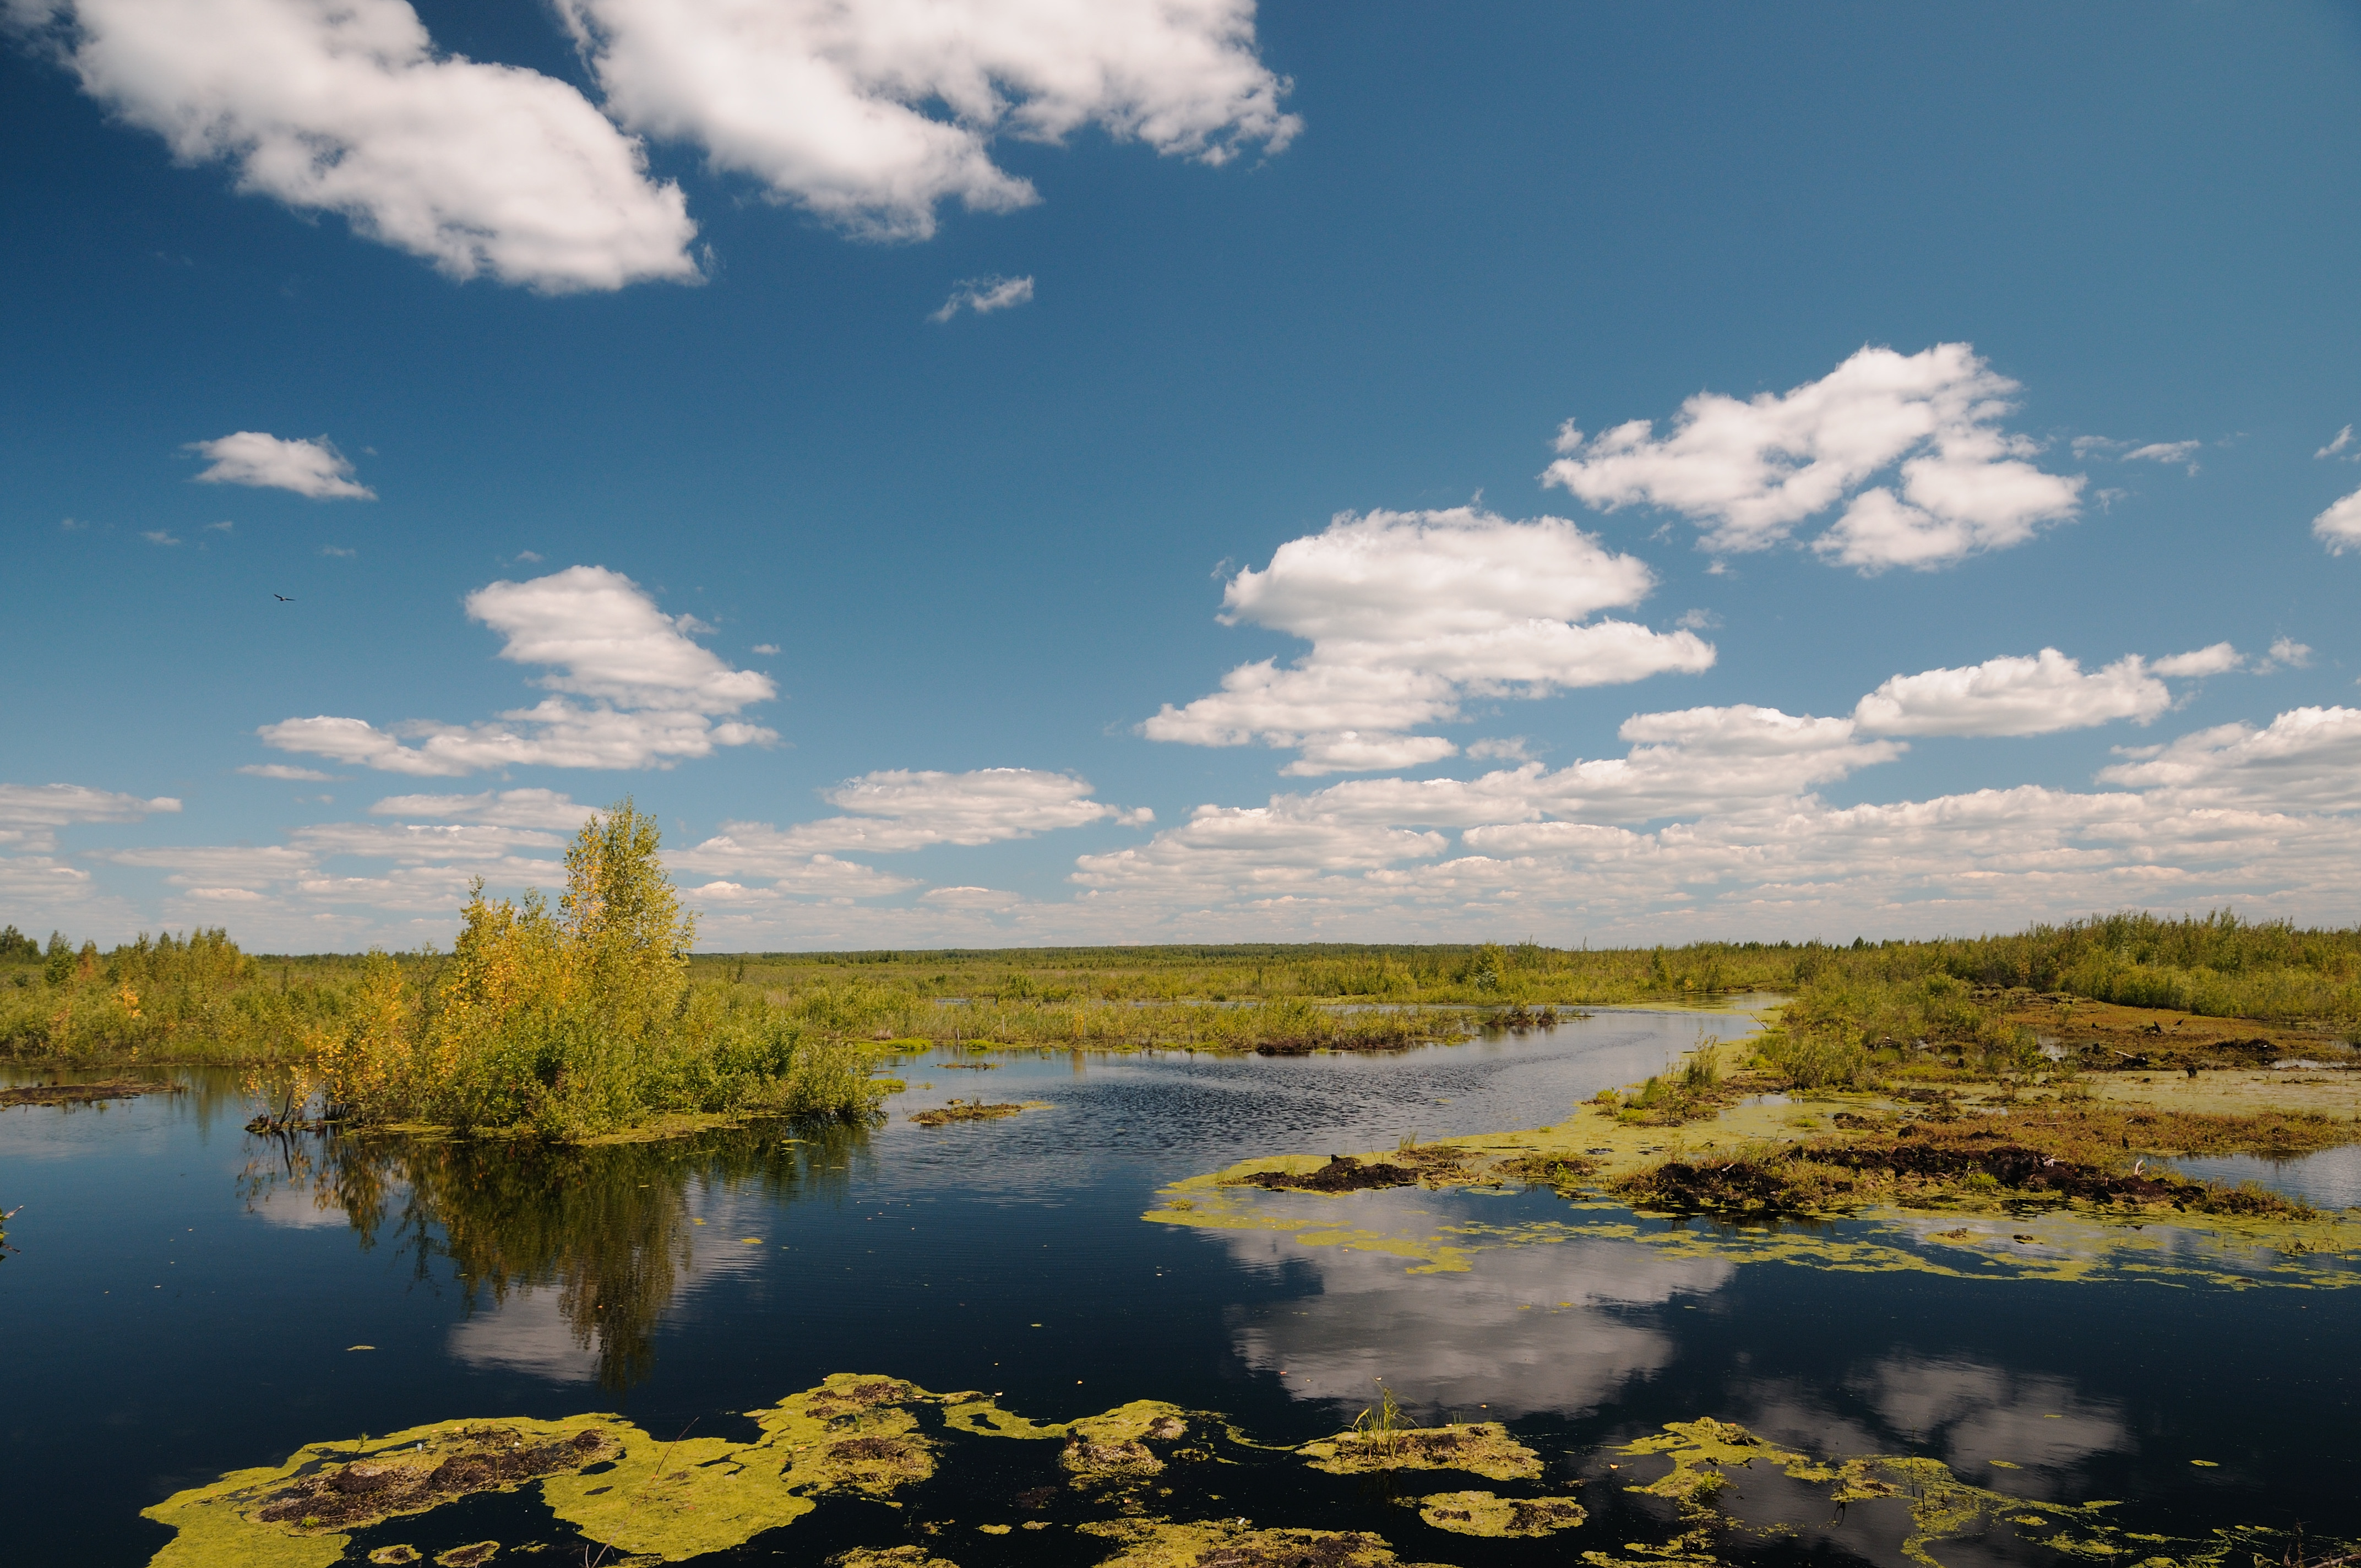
xmin=241 ymin=1120 xmax=867 ymax=1389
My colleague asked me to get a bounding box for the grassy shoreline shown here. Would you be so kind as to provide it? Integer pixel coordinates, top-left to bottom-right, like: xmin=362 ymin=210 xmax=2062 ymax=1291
xmin=8 ymin=895 xmax=2358 ymax=1140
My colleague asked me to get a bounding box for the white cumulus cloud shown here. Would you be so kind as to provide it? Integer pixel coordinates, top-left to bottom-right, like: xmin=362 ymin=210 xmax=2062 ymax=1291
xmin=931 ymin=273 xmax=1033 ymax=322
xmin=1852 ymin=649 xmax=2176 ymax=738
xmin=189 ymin=431 xmax=374 ymax=498
xmin=1142 ymin=507 xmax=1714 ymax=775
xmin=258 ymin=565 xmax=776 ymax=774
xmin=554 ymin=0 xmax=1297 ymax=241
xmin=1543 ymin=343 xmax=2083 ymax=573
xmin=2312 ymin=486 xmax=2361 ymax=554
xmin=23 ymin=0 xmax=698 ymax=291
xmin=466 ymin=565 xmax=775 ymax=713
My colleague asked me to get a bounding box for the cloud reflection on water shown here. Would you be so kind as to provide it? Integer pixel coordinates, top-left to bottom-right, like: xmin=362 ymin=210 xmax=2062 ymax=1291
xmin=445 ymin=1287 xmax=601 ymax=1381
xmin=1220 ymin=1212 xmax=1734 ymax=1418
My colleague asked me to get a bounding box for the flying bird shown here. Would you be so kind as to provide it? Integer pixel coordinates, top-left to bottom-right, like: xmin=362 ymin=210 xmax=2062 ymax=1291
xmin=273 ymin=594 xmax=294 ymax=602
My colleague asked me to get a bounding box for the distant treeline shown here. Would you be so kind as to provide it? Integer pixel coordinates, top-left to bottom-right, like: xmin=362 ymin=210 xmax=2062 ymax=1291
xmin=8 ymin=911 xmax=2357 ymax=1073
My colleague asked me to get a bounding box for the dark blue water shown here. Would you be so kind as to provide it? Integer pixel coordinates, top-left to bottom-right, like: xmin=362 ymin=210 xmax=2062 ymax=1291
xmin=4 ymin=1010 xmax=2355 ymax=1566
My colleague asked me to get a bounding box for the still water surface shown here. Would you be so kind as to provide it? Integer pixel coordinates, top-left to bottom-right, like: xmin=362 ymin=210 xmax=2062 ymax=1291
xmin=4 ymin=1008 xmax=2354 ymax=1565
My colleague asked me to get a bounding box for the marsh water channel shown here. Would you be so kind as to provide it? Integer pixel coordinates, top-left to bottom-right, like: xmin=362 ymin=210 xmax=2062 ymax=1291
xmin=4 ymin=1006 xmax=2356 ymax=1567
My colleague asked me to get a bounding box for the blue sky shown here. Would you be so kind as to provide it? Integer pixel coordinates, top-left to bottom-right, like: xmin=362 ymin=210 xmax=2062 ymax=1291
xmin=6 ymin=0 xmax=2360 ymax=951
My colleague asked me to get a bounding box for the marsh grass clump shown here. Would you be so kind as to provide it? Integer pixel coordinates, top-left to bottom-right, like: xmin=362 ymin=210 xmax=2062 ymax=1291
xmin=1615 ymin=1037 xmax=1754 ymax=1125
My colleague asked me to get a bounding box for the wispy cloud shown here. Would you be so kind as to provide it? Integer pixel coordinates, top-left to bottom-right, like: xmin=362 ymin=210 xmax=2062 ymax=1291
xmin=2318 ymin=425 xmax=2353 ymax=460
xmin=930 ymin=274 xmax=1035 ymax=322
xmin=141 ymin=529 xmax=181 ymax=545
xmin=189 ymin=432 xmax=375 ymax=499
xmin=2120 ymin=439 xmax=2200 ymax=471
xmin=2255 ymin=636 xmax=2313 ymax=674
xmin=238 ymin=764 xmax=335 ymax=781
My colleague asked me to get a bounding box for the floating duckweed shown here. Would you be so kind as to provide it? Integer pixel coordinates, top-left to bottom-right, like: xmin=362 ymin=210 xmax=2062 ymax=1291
xmin=538 ymin=1426 xmax=814 ymax=1560
xmin=432 ymin=1545 xmax=497 ymax=1567
xmin=1081 ymin=1517 xmax=1404 ymax=1567
xmin=545 ymin=1373 xmax=946 ymax=1560
xmin=1417 ymin=1490 xmax=1586 ymax=1537
xmin=1300 ymin=1421 xmax=1541 ymax=1480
